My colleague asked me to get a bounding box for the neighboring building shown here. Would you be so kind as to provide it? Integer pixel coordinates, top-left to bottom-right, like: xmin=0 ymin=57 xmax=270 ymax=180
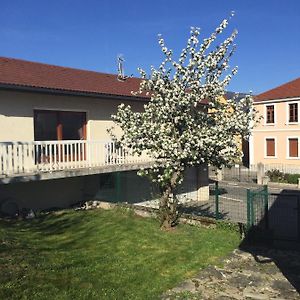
xmin=251 ymin=77 xmax=300 ymax=172
xmin=0 ymin=57 xmax=208 ymax=215
xmin=224 ymin=92 xmax=250 ymax=166
xmin=209 ymin=92 xmax=250 ymax=166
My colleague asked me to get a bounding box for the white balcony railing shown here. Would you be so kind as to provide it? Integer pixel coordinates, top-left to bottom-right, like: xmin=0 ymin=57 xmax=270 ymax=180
xmin=0 ymin=140 xmax=152 ymax=176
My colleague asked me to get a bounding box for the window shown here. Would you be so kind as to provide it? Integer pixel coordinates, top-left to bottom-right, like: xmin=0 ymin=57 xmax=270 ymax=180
xmin=266 ymin=105 xmax=275 ymax=124
xmin=289 ymin=103 xmax=298 ymax=123
xmin=34 ymin=110 xmax=86 ymax=141
xmin=34 ymin=110 xmax=58 ymax=141
xmin=34 ymin=110 xmax=87 ymax=164
xmin=288 ymin=138 xmax=298 ymax=158
xmin=266 ymin=138 xmax=275 ymax=157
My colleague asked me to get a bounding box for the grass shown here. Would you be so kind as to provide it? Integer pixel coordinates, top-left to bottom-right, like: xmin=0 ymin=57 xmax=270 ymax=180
xmin=0 ymin=208 xmax=240 ymax=299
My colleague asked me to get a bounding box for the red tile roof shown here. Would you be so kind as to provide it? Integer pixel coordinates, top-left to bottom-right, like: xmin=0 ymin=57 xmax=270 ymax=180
xmin=255 ymin=77 xmax=300 ymax=102
xmin=0 ymin=57 xmax=147 ymax=99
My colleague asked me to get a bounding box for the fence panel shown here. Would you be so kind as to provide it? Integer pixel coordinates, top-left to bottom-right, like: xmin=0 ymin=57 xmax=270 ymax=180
xmin=247 ymin=186 xmax=300 ymax=243
xmin=179 ymin=181 xmax=247 ymax=223
xmin=264 ymin=164 xmax=300 ymax=174
xmin=223 ymin=166 xmax=257 ymax=183
xmin=209 ymin=165 xmax=257 ymax=183
xmin=215 ymin=182 xmax=247 ymax=223
xmin=247 ymin=186 xmax=268 ymax=229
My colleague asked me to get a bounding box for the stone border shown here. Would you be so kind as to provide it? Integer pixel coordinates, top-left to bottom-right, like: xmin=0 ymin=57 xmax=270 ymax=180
xmin=267 ymin=181 xmax=299 ymax=189
xmin=80 ymin=200 xmax=218 ymax=228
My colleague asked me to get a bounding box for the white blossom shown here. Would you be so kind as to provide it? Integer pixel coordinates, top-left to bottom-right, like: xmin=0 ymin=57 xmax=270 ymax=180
xmin=110 ymin=15 xmax=258 ymax=228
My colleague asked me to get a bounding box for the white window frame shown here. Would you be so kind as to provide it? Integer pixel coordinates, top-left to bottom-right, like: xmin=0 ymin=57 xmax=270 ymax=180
xmin=286 ymin=101 xmax=299 ymax=125
xmin=264 ymin=136 xmax=277 ymax=159
xmin=264 ymin=104 xmax=276 ymax=126
xmin=286 ymin=136 xmax=300 ymax=159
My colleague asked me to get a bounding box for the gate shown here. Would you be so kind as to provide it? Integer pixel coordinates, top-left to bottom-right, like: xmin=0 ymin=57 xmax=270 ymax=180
xmin=247 ymin=185 xmax=268 ymax=230
xmin=247 ymin=186 xmax=300 ymax=243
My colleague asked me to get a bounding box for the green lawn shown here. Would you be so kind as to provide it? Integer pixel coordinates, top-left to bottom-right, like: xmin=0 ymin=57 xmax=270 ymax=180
xmin=0 ymin=208 xmax=240 ymax=299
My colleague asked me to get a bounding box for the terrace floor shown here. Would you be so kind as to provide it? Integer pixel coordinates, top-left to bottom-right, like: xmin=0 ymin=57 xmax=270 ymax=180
xmin=0 ymin=161 xmax=154 ymax=184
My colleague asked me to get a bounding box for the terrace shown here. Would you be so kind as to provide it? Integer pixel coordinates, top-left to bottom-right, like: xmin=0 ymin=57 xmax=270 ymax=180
xmin=0 ymin=140 xmax=154 ymax=184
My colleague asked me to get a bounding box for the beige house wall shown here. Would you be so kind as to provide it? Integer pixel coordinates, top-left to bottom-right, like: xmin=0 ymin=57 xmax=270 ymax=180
xmin=0 ymin=89 xmax=210 ymax=214
xmin=251 ymin=98 xmax=300 ymax=166
xmin=0 ymin=89 xmax=145 ymax=142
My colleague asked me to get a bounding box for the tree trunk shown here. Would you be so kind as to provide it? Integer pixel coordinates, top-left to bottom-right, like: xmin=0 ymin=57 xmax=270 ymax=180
xmin=159 ymin=171 xmax=181 ymax=230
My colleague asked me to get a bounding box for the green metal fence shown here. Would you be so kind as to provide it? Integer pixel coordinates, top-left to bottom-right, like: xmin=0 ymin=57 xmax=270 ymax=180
xmin=246 ymin=185 xmax=268 ymax=230
xmin=182 ymin=181 xmax=299 ymax=243
xmin=212 ymin=181 xmax=248 ymax=223
xmin=179 ymin=181 xmax=248 ymax=223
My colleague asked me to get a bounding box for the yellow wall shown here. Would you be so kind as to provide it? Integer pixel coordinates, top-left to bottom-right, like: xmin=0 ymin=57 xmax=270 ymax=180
xmin=208 ymin=95 xmax=243 ymax=160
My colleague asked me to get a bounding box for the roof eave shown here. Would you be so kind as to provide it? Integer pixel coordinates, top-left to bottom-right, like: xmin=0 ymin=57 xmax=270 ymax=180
xmin=254 ymin=96 xmax=300 ymax=104
xmin=0 ymin=83 xmax=149 ymax=102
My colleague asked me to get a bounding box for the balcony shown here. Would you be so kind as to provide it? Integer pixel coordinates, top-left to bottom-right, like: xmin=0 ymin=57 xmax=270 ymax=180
xmin=0 ymin=140 xmax=154 ymax=183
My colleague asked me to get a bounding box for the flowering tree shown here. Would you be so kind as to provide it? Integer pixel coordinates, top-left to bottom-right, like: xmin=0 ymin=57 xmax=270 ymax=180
xmin=111 ymin=15 xmax=257 ymax=230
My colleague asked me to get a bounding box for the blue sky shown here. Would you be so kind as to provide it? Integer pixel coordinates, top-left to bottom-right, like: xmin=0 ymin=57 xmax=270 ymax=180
xmin=0 ymin=0 xmax=299 ymax=94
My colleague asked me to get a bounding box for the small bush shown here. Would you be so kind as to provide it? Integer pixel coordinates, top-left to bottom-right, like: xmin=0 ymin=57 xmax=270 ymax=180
xmin=284 ymin=173 xmax=300 ymax=184
xmin=265 ymin=169 xmax=285 ymax=182
xmin=216 ymin=220 xmax=240 ymax=233
xmin=266 ymin=169 xmax=300 ymax=184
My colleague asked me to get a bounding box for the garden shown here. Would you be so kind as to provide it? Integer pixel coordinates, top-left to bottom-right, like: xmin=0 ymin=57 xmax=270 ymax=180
xmin=0 ymin=208 xmax=240 ymax=299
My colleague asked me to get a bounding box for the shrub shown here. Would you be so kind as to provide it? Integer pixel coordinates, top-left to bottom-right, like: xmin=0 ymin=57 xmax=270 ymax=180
xmin=265 ymin=169 xmax=285 ymax=182
xmin=265 ymin=169 xmax=300 ymax=184
xmin=284 ymin=173 xmax=300 ymax=184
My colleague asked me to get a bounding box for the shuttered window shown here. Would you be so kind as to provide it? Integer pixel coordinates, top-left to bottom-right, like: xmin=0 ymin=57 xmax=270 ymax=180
xmin=289 ymin=103 xmax=298 ymax=123
xmin=266 ymin=105 xmax=275 ymax=124
xmin=288 ymin=138 xmax=298 ymax=158
xmin=266 ymin=138 xmax=275 ymax=157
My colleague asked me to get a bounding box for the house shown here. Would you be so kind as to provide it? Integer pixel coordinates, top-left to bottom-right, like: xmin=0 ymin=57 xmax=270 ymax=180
xmin=0 ymin=57 xmax=209 ymax=215
xmin=251 ymin=77 xmax=300 ymax=173
xmin=208 ymin=92 xmax=250 ymax=166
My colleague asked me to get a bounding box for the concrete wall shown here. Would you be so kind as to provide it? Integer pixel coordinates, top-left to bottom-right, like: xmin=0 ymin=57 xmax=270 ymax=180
xmin=0 ymin=167 xmax=208 ymax=214
xmin=0 ymin=89 xmax=145 ymax=141
xmin=93 ymin=167 xmax=207 ymax=205
xmin=252 ymin=99 xmax=300 ymax=166
xmin=0 ymin=176 xmax=85 ymax=214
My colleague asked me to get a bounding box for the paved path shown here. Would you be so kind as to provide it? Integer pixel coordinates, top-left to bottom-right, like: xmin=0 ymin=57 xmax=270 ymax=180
xmin=163 ymin=247 xmax=300 ymax=300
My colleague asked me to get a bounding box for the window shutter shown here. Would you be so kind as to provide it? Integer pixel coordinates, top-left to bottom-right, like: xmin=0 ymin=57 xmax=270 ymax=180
xmin=289 ymin=138 xmax=298 ymax=157
xmin=266 ymin=139 xmax=275 ymax=157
